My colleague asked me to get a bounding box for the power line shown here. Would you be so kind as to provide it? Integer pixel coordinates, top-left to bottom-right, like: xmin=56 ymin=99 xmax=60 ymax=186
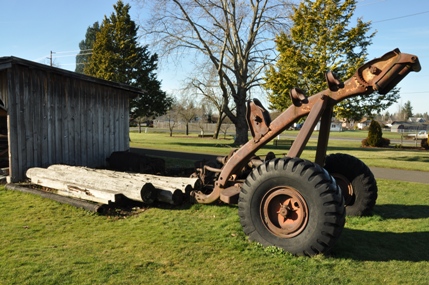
xmin=55 ymin=52 xmax=93 ymax=58
xmin=55 ymin=49 xmax=92 ymax=54
xmin=373 ymin=10 xmax=429 ymax=23
xmin=36 ymin=49 xmax=93 ymax=60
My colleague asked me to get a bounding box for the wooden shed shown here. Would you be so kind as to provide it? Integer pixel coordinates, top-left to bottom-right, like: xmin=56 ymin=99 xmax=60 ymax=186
xmin=0 ymin=56 xmax=141 ymax=182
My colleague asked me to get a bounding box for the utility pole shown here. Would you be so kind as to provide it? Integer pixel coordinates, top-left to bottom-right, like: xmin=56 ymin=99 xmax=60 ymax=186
xmin=49 ymin=51 xmax=55 ymax=66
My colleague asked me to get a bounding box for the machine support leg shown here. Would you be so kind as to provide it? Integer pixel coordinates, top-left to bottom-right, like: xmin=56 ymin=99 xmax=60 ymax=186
xmin=287 ymin=98 xmax=328 ymax=158
xmin=315 ymin=103 xmax=334 ymax=166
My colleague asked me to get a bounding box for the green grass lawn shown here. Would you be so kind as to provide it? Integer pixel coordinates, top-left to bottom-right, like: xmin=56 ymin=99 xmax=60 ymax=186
xmin=1 ymin=179 xmax=428 ymax=284
xmin=0 ymin=130 xmax=428 ymax=284
xmin=130 ymin=131 xmax=429 ymax=172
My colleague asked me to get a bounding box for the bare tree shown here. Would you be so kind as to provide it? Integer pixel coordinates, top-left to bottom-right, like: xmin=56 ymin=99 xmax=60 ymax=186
xmin=177 ymin=95 xmax=199 ymax=135
xmin=165 ymin=104 xmax=180 ymax=137
xmin=186 ymin=65 xmax=231 ymax=139
xmin=197 ymin=102 xmax=209 ymax=137
xmin=137 ymin=0 xmax=293 ymax=145
xmin=220 ymin=122 xmax=232 ymax=139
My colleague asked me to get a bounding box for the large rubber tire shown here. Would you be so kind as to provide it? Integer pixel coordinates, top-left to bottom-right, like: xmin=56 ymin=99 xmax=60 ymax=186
xmin=324 ymin=153 xmax=377 ymax=216
xmin=238 ymin=157 xmax=345 ymax=256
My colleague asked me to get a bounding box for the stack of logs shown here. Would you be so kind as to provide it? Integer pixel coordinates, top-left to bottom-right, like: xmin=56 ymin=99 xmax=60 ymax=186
xmin=26 ymin=165 xmax=201 ymax=206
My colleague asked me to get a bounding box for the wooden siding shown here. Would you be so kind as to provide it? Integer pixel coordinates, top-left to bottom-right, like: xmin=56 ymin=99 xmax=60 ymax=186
xmin=0 ymin=60 xmax=136 ymax=182
xmin=0 ymin=70 xmax=8 ymax=108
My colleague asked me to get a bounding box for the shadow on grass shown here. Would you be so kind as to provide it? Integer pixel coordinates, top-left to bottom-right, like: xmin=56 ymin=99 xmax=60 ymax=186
xmin=325 ymin=146 xmax=393 ymax=152
xmin=102 ymin=199 xmax=194 ymax=218
xmin=334 ymin=203 xmax=429 ymax=261
xmin=264 ymin=145 xmax=385 ymax=152
xmin=173 ymin=142 xmax=237 ymax=148
xmin=374 ymin=204 xmax=429 ymax=219
xmin=334 ymin=228 xmax=429 ymax=261
xmin=391 ymin=156 xmax=429 ymax=163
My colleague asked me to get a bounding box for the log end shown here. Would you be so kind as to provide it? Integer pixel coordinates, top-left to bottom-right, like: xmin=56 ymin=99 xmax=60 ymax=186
xmin=140 ymin=183 xmax=157 ymax=204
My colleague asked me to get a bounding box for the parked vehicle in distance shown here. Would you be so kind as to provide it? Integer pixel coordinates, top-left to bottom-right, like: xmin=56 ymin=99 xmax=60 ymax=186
xmin=408 ymin=130 xmax=428 ymax=140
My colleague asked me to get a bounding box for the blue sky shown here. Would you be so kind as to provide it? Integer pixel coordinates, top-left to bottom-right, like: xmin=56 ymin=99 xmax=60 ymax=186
xmin=1 ymin=0 xmax=428 ymax=115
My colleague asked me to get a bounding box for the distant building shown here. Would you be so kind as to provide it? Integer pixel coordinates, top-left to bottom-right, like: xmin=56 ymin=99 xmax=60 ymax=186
xmin=314 ymin=120 xmax=342 ymax=132
xmin=408 ymin=117 xmax=426 ymax=123
xmin=390 ymin=121 xmax=427 ymax=133
xmin=357 ymin=119 xmax=371 ymax=130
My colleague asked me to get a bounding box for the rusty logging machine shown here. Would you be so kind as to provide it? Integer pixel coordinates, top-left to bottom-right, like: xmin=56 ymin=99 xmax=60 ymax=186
xmin=189 ymin=49 xmax=421 ymax=256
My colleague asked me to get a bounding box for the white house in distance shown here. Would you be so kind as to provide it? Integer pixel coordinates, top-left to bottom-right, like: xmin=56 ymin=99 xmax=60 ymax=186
xmin=314 ymin=120 xmax=343 ymax=132
xmin=357 ymin=119 xmax=371 ymax=130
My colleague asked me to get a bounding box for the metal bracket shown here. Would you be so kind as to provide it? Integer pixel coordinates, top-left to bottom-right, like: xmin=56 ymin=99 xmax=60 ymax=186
xmin=246 ymin=99 xmax=271 ymax=143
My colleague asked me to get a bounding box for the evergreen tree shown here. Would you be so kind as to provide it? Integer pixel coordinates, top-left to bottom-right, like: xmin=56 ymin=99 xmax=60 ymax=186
xmin=84 ymin=0 xmax=171 ymax=119
xmin=264 ymin=0 xmax=399 ymax=121
xmin=367 ymin=120 xmax=383 ymax=147
xmin=75 ymin=22 xmax=100 ymax=74
xmin=401 ymin=100 xmax=413 ymax=120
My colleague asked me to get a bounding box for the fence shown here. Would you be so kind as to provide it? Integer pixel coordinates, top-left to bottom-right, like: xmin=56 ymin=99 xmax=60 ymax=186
xmin=153 ymin=122 xmax=236 ymax=135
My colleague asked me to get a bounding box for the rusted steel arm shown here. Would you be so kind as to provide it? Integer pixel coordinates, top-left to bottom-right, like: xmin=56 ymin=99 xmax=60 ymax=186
xmin=193 ymin=48 xmax=421 ymax=204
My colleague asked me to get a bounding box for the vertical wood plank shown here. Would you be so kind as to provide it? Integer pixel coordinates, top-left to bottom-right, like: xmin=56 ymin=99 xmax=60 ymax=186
xmin=74 ymin=79 xmax=82 ymax=166
xmin=32 ymin=69 xmax=42 ymax=167
xmin=114 ymin=92 xmax=120 ymax=151
xmin=46 ymin=71 xmax=55 ymax=165
xmin=16 ymin=68 xmax=26 ymax=178
xmin=68 ymin=77 xmax=76 ymax=165
xmin=95 ymin=87 xmax=103 ymax=167
xmin=107 ymin=88 xmax=115 ymax=155
xmin=41 ymin=71 xmax=49 ymax=167
xmin=23 ymin=66 xmax=34 ymax=171
xmin=54 ymin=74 xmax=62 ymax=163
xmin=80 ymin=82 xmax=88 ymax=165
xmin=61 ymin=75 xmax=69 ymax=164
xmin=7 ymin=67 xmax=19 ymax=182
xmin=86 ymin=85 xmax=94 ymax=166
xmin=0 ymin=70 xmax=9 ymax=108
xmin=119 ymin=93 xmax=127 ymax=150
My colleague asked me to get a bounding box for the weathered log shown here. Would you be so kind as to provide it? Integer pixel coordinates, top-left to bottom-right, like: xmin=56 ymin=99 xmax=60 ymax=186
xmin=26 ymin=175 xmax=119 ymax=204
xmin=26 ymin=167 xmax=157 ymax=204
xmin=157 ymin=189 xmax=184 ymax=205
xmin=27 ymin=165 xmax=197 ymax=205
xmin=47 ymin=164 xmax=200 ymax=193
xmin=134 ymin=173 xmax=201 ymax=192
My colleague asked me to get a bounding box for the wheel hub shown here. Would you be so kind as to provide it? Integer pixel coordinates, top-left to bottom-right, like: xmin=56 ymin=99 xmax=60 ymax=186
xmin=261 ymin=186 xmax=308 ymax=238
xmin=332 ymin=173 xmax=354 ymax=206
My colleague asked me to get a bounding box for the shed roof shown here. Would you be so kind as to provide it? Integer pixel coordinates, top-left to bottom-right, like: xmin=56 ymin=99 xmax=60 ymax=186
xmin=0 ymin=56 xmax=143 ymax=97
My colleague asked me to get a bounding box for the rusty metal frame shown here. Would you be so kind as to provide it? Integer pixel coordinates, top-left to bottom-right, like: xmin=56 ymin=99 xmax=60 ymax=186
xmin=193 ymin=49 xmax=421 ymax=204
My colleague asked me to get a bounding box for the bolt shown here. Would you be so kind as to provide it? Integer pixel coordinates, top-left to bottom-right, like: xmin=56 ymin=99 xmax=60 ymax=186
xmin=370 ymin=66 xmax=380 ymax=75
xmin=277 ymin=204 xmax=288 ymax=218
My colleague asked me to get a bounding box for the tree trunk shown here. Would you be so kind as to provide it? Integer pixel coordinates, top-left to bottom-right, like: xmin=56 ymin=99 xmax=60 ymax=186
xmin=234 ymin=98 xmax=249 ymax=145
xmin=213 ymin=113 xmax=225 ymax=139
